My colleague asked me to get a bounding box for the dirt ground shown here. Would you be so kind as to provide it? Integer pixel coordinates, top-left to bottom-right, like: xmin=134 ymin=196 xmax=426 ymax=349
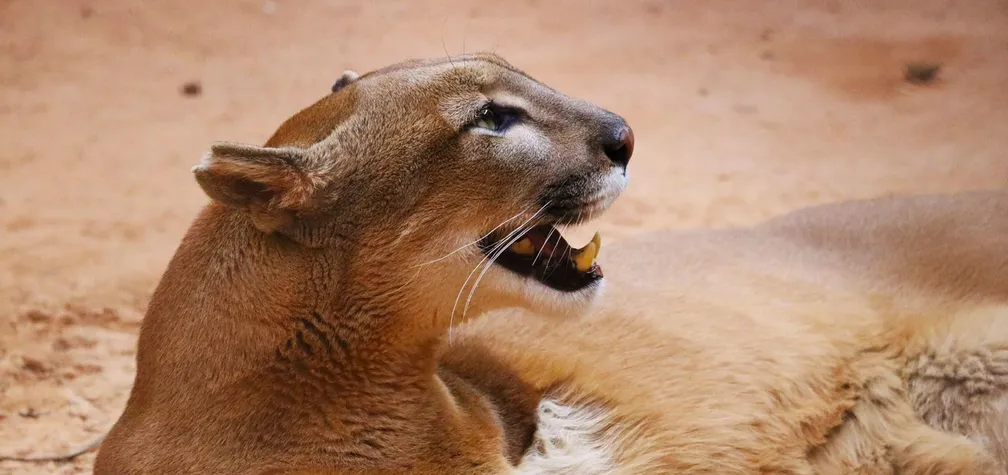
xmin=1 ymin=0 xmax=1007 ymax=473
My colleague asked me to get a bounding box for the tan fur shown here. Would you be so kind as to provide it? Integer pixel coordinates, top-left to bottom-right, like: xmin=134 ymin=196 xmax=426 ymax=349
xmin=461 ymin=190 xmax=1008 ymax=474
xmin=95 ymin=53 xmax=630 ymax=474
xmin=94 ymin=52 xmax=1008 ymax=474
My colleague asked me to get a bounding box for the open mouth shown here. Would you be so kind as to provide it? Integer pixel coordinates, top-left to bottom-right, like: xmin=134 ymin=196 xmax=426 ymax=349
xmin=478 ymin=224 xmax=603 ymax=292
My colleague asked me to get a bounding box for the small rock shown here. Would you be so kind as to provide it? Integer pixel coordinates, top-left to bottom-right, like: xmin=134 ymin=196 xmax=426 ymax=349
xmin=72 ymin=363 xmax=104 ymax=375
xmin=180 ymin=81 xmax=203 ymax=97
xmin=58 ymin=369 xmax=80 ymax=381
xmin=21 ymin=356 xmax=49 ymax=374
xmin=21 ymin=308 xmax=53 ymax=323
xmin=80 ymin=6 xmax=94 ymax=19
xmin=68 ymin=406 xmax=90 ymax=421
xmin=53 ymin=336 xmax=97 ymax=351
xmin=759 ymin=50 xmax=775 ymax=61
xmin=904 ymin=62 xmax=941 ymax=84
xmin=18 ymin=407 xmax=42 ymax=418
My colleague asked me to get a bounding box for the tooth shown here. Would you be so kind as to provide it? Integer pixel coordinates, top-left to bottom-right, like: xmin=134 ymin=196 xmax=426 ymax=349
xmin=510 ymin=238 xmax=535 ymax=256
xmin=573 ymin=242 xmax=597 ymax=272
xmin=573 ymin=232 xmax=602 ymax=272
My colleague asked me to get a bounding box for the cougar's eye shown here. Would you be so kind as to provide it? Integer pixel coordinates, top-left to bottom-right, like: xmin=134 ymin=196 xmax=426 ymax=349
xmin=469 ymin=102 xmax=521 ymax=133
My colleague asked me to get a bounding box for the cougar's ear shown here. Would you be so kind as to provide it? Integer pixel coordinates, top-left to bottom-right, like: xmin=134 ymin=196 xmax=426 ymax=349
xmin=331 ymin=70 xmax=359 ymax=92
xmin=192 ymin=141 xmax=326 ymax=232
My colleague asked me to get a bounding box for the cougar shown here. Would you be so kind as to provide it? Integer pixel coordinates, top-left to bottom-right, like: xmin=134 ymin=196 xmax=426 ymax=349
xmin=95 ymin=52 xmax=1008 ymax=474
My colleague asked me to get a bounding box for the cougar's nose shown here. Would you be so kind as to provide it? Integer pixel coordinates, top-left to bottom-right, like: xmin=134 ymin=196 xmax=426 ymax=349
xmin=602 ymin=123 xmax=634 ymax=168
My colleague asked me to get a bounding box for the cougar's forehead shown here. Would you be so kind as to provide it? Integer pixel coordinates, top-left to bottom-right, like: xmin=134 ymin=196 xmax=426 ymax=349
xmin=267 ymin=53 xmax=599 ymax=149
xmin=354 ymin=55 xmax=570 ymax=128
xmin=360 ymin=52 xmax=518 ymax=82
xmin=264 ymin=55 xmax=507 ymax=148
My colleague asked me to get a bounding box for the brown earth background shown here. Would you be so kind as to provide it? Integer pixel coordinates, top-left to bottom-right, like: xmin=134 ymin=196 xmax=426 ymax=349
xmin=2 ymin=1 xmax=1007 ymax=473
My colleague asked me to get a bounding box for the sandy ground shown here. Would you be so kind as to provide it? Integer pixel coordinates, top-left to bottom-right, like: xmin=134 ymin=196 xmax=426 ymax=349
xmin=2 ymin=0 xmax=1007 ymax=473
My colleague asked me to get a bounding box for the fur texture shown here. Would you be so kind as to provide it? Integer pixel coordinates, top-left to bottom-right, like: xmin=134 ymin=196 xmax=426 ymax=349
xmin=459 ymin=190 xmax=1008 ymax=474
xmin=94 ymin=53 xmax=632 ymax=474
xmin=520 ymin=400 xmax=617 ymax=475
xmin=93 ymin=51 xmax=1008 ymax=474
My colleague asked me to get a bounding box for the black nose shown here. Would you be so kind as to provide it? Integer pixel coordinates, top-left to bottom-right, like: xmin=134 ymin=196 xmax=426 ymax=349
xmin=603 ymin=125 xmax=634 ymax=168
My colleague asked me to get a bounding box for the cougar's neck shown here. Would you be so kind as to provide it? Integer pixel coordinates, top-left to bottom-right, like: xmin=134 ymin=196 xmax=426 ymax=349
xmin=139 ymin=203 xmax=445 ymax=380
xmin=133 ymin=205 xmax=314 ymax=398
xmin=135 ymin=203 xmax=538 ymax=464
xmin=285 ymin=229 xmax=542 ymax=459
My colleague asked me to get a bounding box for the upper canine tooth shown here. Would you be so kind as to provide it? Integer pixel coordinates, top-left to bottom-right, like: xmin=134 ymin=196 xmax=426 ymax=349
xmin=510 ymin=238 xmax=535 ymax=256
xmin=590 ymin=231 xmax=602 ymax=255
xmin=573 ymin=239 xmax=599 ymax=272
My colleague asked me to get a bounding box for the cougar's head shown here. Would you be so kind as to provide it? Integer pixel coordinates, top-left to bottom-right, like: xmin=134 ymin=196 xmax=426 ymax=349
xmin=193 ymin=52 xmax=632 ymax=327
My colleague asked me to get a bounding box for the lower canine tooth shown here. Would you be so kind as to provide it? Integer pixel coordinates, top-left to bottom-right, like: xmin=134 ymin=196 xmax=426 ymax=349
xmin=573 ymin=241 xmax=598 ymax=272
xmin=510 ymin=238 xmax=535 ymax=256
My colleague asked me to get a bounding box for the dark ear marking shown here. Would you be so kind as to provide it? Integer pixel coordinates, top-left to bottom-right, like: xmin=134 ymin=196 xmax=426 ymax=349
xmin=332 ymin=70 xmax=360 ymax=92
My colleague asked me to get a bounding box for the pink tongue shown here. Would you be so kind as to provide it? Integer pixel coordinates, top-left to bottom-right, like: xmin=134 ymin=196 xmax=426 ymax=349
xmin=525 ymin=232 xmax=556 ymax=258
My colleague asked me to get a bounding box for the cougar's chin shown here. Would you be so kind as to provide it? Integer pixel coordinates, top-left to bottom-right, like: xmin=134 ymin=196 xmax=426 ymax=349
xmin=469 ymin=262 xmax=606 ymax=322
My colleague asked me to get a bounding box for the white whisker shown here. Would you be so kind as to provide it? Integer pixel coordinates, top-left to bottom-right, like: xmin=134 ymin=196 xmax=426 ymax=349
xmin=414 ymin=206 xmax=530 ymax=268
xmin=447 ymin=203 xmax=550 ymax=343
xmin=461 ymin=202 xmax=552 ymax=321
xmin=541 ymin=229 xmax=563 ymax=278
xmin=532 ymin=226 xmax=556 ymax=267
xmin=460 ymin=230 xmax=524 ymax=321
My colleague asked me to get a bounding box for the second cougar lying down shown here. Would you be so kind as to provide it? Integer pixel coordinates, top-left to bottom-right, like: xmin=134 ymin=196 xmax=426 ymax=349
xmin=94 ymin=52 xmax=1008 ymax=474
xmin=470 ymin=189 xmax=1008 ymax=474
